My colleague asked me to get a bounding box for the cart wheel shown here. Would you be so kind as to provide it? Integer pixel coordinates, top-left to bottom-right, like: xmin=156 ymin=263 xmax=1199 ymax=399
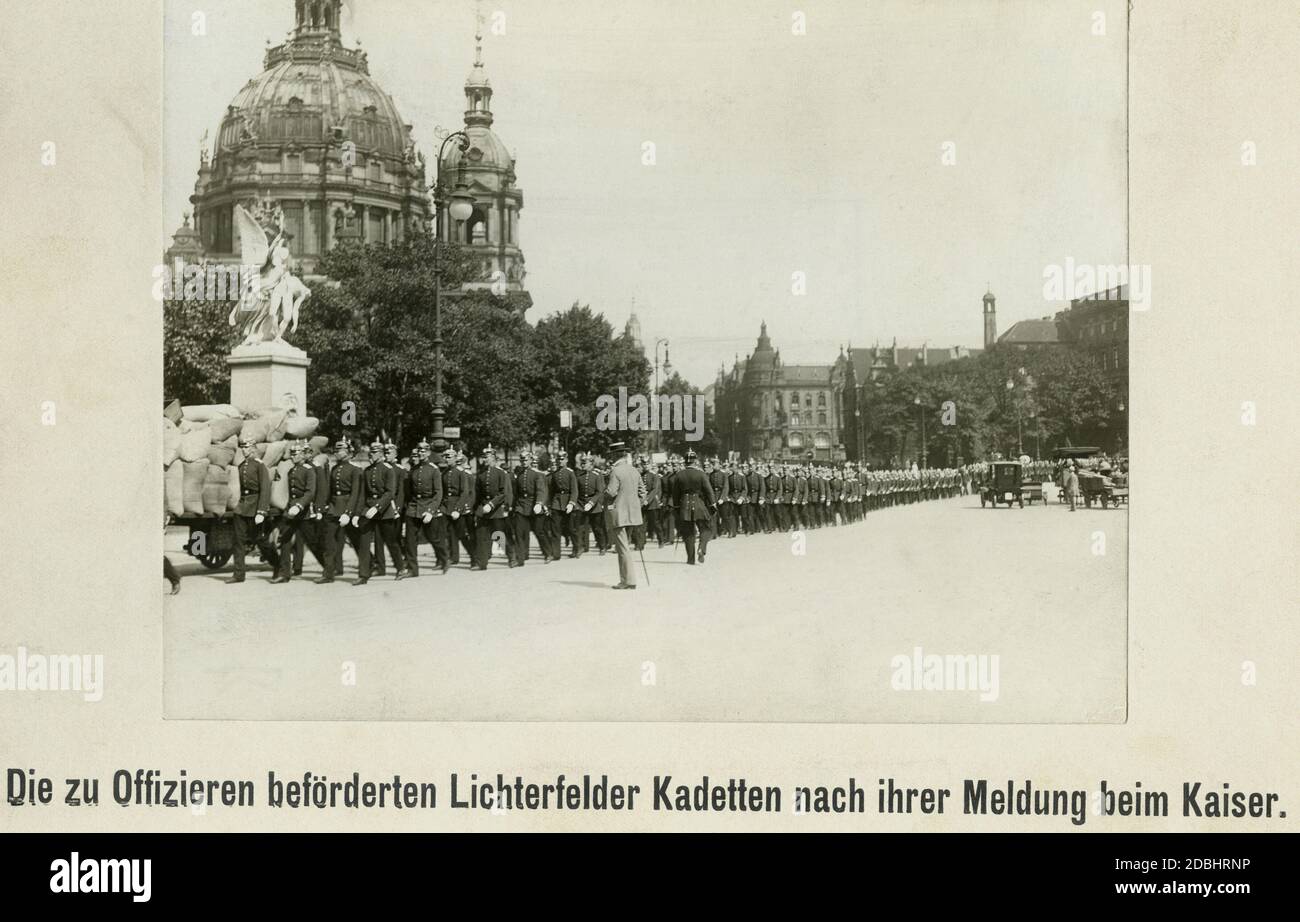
xmin=197 ymin=551 xmax=231 ymax=571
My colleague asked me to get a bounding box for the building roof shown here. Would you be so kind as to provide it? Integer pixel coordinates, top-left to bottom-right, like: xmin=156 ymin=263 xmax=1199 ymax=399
xmin=780 ymin=365 xmax=833 ymax=384
xmin=998 ymin=319 xmax=1065 ymax=345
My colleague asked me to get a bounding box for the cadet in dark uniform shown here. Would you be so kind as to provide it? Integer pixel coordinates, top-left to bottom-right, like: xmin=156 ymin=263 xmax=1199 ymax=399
xmin=316 ymin=439 xmax=363 ymax=584
xmin=706 ymin=457 xmax=728 ymax=541
xmin=472 ymin=446 xmax=512 ymax=570
xmin=574 ymin=452 xmax=606 ymax=556
xmin=672 ymin=450 xmax=716 ymax=565
xmin=231 ymin=435 xmax=280 ymax=583
xmin=725 ymin=460 xmax=746 ymax=538
xmin=636 ymin=455 xmax=661 ymax=550
xmin=403 ymin=440 xmax=445 ymax=577
xmin=744 ymin=462 xmax=764 ymax=534
xmin=451 ymin=450 xmax=476 ymax=565
xmin=512 ymin=450 xmax=551 ymax=566
xmin=550 ymin=450 xmax=579 ymax=558
xmin=660 ymin=458 xmax=679 ymax=545
xmin=371 ymin=441 xmax=405 ymax=576
xmin=355 ymin=439 xmax=403 ymax=584
xmin=271 ymin=441 xmax=316 ymax=584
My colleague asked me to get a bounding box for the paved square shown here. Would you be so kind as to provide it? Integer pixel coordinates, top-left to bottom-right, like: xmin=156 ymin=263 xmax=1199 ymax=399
xmin=164 ymin=496 xmax=1127 ymax=722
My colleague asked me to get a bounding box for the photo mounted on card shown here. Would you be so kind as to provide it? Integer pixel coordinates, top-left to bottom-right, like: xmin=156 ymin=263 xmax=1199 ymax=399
xmin=160 ymin=0 xmax=1129 ymax=723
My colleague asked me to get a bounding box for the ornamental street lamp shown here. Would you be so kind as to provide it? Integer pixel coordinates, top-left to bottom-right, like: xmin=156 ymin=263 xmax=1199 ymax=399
xmin=913 ymin=395 xmax=928 ymax=470
xmin=429 ymin=130 xmax=475 ymax=444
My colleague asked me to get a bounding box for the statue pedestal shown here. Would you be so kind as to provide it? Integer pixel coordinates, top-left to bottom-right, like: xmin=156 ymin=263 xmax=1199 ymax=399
xmin=227 ymin=341 xmax=311 ymax=413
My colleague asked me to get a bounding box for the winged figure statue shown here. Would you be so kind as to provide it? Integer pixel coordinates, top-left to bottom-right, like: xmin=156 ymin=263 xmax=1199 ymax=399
xmin=228 ymin=204 xmax=311 ymax=346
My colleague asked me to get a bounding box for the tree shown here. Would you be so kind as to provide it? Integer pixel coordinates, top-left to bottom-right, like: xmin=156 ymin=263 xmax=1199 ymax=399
xmin=296 ymin=230 xmax=534 ymax=449
xmin=656 ymin=372 xmax=721 ymax=458
xmin=528 ymin=302 xmax=650 ymax=455
xmin=163 ymin=298 xmax=239 ymax=406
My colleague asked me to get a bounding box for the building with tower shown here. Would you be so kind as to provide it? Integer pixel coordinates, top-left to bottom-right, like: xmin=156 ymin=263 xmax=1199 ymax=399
xmin=712 ymin=322 xmax=847 ymax=463
xmin=168 ymin=0 xmax=431 ymax=276
xmin=983 ymin=288 xmax=997 ymax=348
xmin=436 ymin=17 xmax=531 ymax=312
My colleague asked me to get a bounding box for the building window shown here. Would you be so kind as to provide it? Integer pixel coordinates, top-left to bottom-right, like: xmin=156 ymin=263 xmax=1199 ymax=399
xmin=817 ymin=411 xmax=827 ymax=425
xmin=814 ymin=432 xmax=831 ymax=449
xmin=282 ymin=203 xmax=304 ymax=256
xmin=285 ymin=152 xmax=302 ymax=173
xmin=791 ymin=391 xmax=799 ymax=405
xmin=789 ymin=432 xmax=803 ymax=449
xmin=818 ymin=392 xmax=826 ymax=407
xmin=791 ymin=413 xmax=801 ymax=426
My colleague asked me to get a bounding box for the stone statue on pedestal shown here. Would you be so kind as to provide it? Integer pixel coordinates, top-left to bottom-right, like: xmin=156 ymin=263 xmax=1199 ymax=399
xmin=228 ymin=202 xmax=311 ymax=347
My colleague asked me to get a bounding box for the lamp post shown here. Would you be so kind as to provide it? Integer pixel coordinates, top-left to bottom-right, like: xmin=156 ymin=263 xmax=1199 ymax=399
xmin=653 ymin=338 xmax=670 ymax=450
xmin=1116 ymin=399 xmax=1126 ymax=456
xmin=1030 ymin=410 xmax=1041 ymax=460
xmin=429 ymin=130 xmax=475 ymax=444
xmin=913 ymin=396 xmax=928 ymax=469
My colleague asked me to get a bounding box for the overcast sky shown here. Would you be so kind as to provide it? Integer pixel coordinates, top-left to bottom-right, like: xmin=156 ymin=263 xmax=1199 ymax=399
xmin=165 ymin=0 xmax=1126 ymax=386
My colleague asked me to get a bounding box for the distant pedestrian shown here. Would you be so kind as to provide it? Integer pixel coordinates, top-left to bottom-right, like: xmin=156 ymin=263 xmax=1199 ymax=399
xmin=1063 ymin=462 xmax=1080 ymax=512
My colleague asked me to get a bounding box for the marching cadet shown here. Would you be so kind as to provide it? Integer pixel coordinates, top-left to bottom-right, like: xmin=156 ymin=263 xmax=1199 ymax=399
xmin=230 ymin=435 xmax=280 ymax=583
xmin=706 ymin=457 xmax=729 ymax=540
xmin=403 ymin=440 xmax=445 ymax=577
xmin=659 ymin=459 xmax=678 ymax=546
xmin=377 ymin=441 xmax=406 ymax=574
xmin=830 ymin=468 xmax=845 ymax=525
xmin=306 ymin=445 xmax=332 ymax=567
xmin=636 ymin=454 xmax=661 ymax=550
xmin=672 ymin=449 xmax=716 ymax=565
xmin=575 ymin=452 xmax=607 ymax=556
xmin=472 ymin=445 xmax=512 ymax=570
xmin=726 ymin=459 xmax=747 ymax=538
xmin=355 ymin=439 xmax=404 ymax=584
xmin=550 ymin=449 xmax=579 ymax=558
xmin=445 ymin=449 xmax=475 ymax=566
xmin=744 ymin=461 xmax=764 ymax=535
xmin=512 ymin=450 xmax=552 ymax=566
xmin=315 ymin=439 xmax=363 ymax=583
xmin=271 ymin=441 xmax=317 ymax=584
xmin=761 ymin=462 xmax=780 ymax=533
xmin=785 ymin=462 xmax=806 ymax=527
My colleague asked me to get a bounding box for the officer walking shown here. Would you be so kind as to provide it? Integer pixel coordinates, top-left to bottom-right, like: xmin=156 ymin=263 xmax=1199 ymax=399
xmin=315 ymin=439 xmax=363 ymax=584
xmin=472 ymin=446 xmax=512 ymax=570
xmin=271 ymin=441 xmax=315 ymax=584
xmin=230 ymin=435 xmax=280 ymax=583
xmin=403 ymin=440 xmax=445 ymax=577
xmin=512 ymin=450 xmax=551 ymax=566
xmin=672 ymin=449 xmax=716 ymax=565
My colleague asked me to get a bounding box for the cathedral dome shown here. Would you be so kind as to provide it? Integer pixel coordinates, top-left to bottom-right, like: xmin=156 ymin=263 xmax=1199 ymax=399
xmin=189 ymin=1 xmax=430 ymax=271
xmin=442 ymin=125 xmax=515 ymax=174
xmin=217 ymin=25 xmax=411 ymax=159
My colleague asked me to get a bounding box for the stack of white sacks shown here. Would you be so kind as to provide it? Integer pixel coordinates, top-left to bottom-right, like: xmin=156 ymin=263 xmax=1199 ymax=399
xmin=163 ymin=403 xmax=325 ymax=517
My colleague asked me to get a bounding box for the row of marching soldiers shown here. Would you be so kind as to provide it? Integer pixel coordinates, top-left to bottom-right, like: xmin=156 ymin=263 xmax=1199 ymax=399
xmin=227 ymin=432 xmax=965 ymax=584
xmin=234 ymin=435 xmax=609 ymax=584
xmin=633 ymin=456 xmax=967 ymax=553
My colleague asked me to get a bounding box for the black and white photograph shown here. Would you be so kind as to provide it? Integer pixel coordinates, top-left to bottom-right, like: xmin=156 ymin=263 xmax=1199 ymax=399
xmin=159 ymin=0 xmax=1131 ymax=721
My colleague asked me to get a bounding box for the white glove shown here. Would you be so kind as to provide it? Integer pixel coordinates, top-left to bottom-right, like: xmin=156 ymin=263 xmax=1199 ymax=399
xmin=565 ymin=503 xmax=574 ymax=514
xmin=366 ymin=506 xmax=377 ymax=519
xmin=583 ymin=502 xmax=593 ymax=512
xmin=287 ymin=505 xmax=301 ymax=518
xmin=339 ymin=514 xmax=351 ymax=527
xmin=533 ymin=503 xmax=544 ymax=515
xmin=451 ymin=511 xmax=460 ymax=521
xmin=254 ymin=513 xmax=265 ymax=525
xmin=422 ymin=512 xmax=433 ymax=524
xmin=480 ymin=503 xmax=492 ymax=515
